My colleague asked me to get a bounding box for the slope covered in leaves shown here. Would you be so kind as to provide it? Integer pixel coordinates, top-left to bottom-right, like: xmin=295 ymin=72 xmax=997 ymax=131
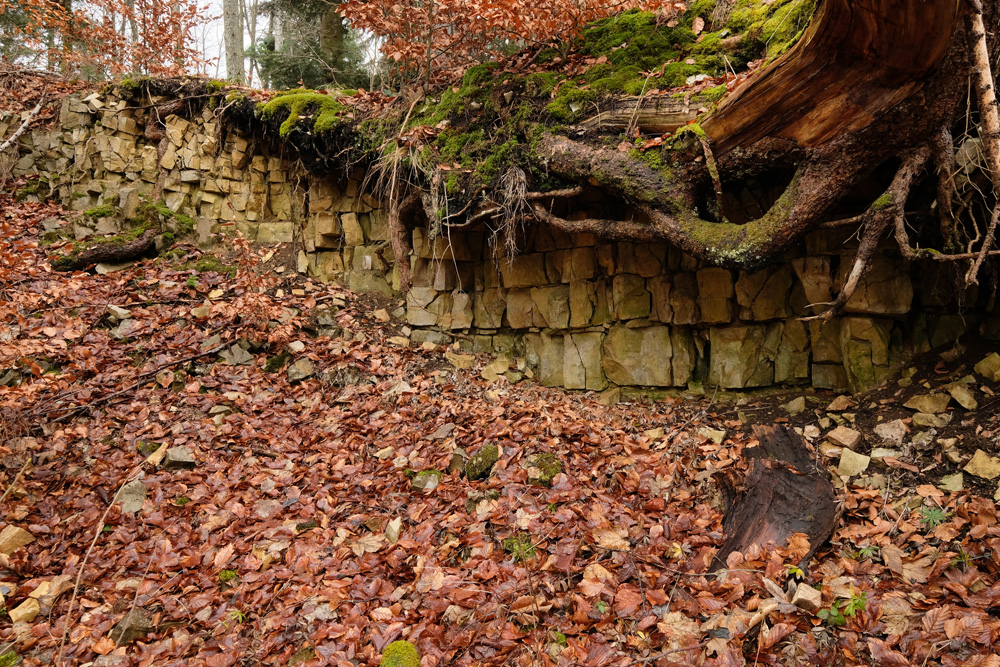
xmin=1 ymin=190 xmax=1000 ymax=666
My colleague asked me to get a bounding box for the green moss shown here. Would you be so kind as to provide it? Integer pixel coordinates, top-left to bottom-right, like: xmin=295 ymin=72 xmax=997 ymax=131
xmin=525 ymin=72 xmax=559 ymax=97
xmin=174 ymin=496 xmax=191 ymax=506
xmin=547 ymin=84 xmax=597 ymax=122
xmin=260 ymin=92 xmax=346 ymax=137
xmin=462 ymin=62 xmax=501 ymax=87
xmin=477 ymin=139 xmax=521 ymax=184
xmin=206 ymin=79 xmax=226 ymax=93
xmin=218 ymin=569 xmax=239 ymax=582
xmin=117 ymin=75 xmax=151 ymax=96
xmin=83 ymin=204 xmax=115 ymax=219
xmin=380 ymin=640 xmax=420 ymax=667
xmin=289 ymin=647 xmax=317 ymax=666
xmin=264 ymin=351 xmax=292 ymax=372
xmin=502 ymin=532 xmax=537 ymax=562
xmin=871 ymin=192 xmax=894 ymax=210
xmin=703 ymin=84 xmax=728 ymax=102
xmin=464 ymin=443 xmax=499 ymax=480
xmin=183 ymin=255 xmax=237 ymax=278
xmin=529 ymin=453 xmax=562 ymax=486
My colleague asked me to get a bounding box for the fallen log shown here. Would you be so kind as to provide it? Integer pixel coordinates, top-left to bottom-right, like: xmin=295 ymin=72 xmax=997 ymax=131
xmin=50 ymin=229 xmax=158 ymax=272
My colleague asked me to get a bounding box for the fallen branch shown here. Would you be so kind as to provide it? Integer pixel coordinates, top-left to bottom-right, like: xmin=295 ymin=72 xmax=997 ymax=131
xmin=51 ymin=229 xmax=159 ymax=272
xmin=0 ymin=95 xmax=45 ymax=153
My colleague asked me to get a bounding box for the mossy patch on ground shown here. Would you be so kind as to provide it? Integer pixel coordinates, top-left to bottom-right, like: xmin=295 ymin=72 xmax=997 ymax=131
xmin=380 ymin=640 xmax=420 ymax=667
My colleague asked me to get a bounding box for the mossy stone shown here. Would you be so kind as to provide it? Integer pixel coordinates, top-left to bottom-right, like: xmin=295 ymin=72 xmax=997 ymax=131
xmin=380 ymin=640 xmax=420 ymax=667
xmin=465 ymin=444 xmax=499 ymax=480
xmin=528 ymin=453 xmax=562 ymax=486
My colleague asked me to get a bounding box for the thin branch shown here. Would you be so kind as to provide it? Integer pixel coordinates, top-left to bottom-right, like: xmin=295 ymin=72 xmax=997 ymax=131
xmin=0 ymin=96 xmax=45 ymax=153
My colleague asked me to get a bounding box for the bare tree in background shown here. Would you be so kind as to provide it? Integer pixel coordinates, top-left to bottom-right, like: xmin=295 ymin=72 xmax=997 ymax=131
xmin=223 ymin=0 xmax=244 ymax=82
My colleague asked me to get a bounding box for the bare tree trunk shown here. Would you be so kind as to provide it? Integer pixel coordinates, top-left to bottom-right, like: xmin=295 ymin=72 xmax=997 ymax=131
xmin=223 ymin=0 xmax=245 ymax=84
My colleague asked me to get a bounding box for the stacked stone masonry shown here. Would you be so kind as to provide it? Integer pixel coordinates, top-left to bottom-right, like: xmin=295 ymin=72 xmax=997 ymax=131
xmin=4 ymin=91 xmax=997 ymax=394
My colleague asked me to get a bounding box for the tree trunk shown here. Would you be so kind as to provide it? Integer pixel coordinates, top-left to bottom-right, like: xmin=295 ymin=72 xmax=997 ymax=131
xmin=319 ymin=3 xmax=346 ymax=77
xmin=223 ymin=0 xmax=245 ymax=84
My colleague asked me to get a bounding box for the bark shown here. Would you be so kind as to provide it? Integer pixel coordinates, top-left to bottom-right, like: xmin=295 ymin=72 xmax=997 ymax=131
xmin=714 ymin=426 xmax=838 ymax=570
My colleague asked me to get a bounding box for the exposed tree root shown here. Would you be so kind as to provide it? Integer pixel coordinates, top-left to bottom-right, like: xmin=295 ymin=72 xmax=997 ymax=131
xmin=803 ymin=148 xmax=930 ymax=322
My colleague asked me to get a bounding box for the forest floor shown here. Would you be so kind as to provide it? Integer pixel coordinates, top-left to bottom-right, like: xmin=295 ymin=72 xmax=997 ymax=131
xmin=1 ymin=191 xmax=1000 ymax=667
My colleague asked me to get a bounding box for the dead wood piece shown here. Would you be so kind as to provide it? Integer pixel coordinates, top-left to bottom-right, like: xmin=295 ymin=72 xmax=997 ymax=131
xmin=713 ymin=425 xmax=837 ymax=570
xmin=51 ymin=230 xmax=158 ymax=272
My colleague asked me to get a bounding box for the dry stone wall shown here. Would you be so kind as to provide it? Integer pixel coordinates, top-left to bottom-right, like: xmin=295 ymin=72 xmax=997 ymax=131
xmin=4 ymin=90 xmax=997 ymax=395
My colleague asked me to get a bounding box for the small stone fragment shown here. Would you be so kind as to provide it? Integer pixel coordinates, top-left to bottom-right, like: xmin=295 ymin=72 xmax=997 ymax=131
xmin=838 ymin=449 xmax=870 ymax=477
xmin=447 ymin=448 xmax=467 ymax=474
xmin=698 ymin=427 xmax=726 ymax=445
xmin=426 ymin=423 xmax=456 ymax=440
xmin=903 ymin=393 xmax=951 ymax=414
xmin=286 ymin=358 xmax=315 ymax=382
xmin=9 ymin=598 xmax=40 ymax=623
xmin=803 ymin=424 xmax=821 ymax=439
xmin=410 ymin=470 xmax=442 ymax=491
xmin=106 ymin=305 xmax=131 ymax=321
xmin=373 ymin=309 xmax=390 ymax=323
xmin=480 ymin=357 xmax=510 ymax=383
xmin=110 ymin=608 xmax=153 ymax=645
xmin=826 ymin=395 xmax=855 ymax=411
xmin=938 ymin=473 xmax=964 ymax=492
xmin=465 ymin=444 xmax=499 ymax=481
xmin=870 ymin=448 xmax=901 ymax=460
xmin=827 ymin=426 xmax=862 ymax=450
xmin=873 ymin=419 xmax=907 ymax=446
xmin=118 ymin=479 xmax=147 ymax=514
xmin=0 ymin=525 xmax=35 ymax=555
xmin=286 ymin=340 xmax=306 ymax=353
xmin=974 ymin=353 xmax=1000 ymax=381
xmin=913 ymin=412 xmax=951 ymax=428
xmin=388 ymin=336 xmax=410 ymax=348
xmin=445 ymin=349 xmax=475 ymax=369
xmin=385 ymin=517 xmax=402 ymax=544
xmin=219 ymin=344 xmax=253 ymax=366
xmin=161 ymin=446 xmax=195 ymax=471
xmin=964 ymin=449 xmax=1000 ymax=480
xmin=791 ymin=582 xmax=822 ymax=613
xmin=946 ymin=383 xmax=978 ymax=411
xmin=526 ymin=453 xmax=562 ymax=486
xmin=784 ymin=396 xmax=807 ymax=416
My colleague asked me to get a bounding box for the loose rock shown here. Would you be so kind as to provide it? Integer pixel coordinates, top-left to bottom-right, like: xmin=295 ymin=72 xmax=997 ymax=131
xmin=161 ymin=446 xmax=195 ymax=471
xmin=903 ymin=393 xmax=951 ymax=414
xmin=838 ymin=449 xmax=870 ymax=477
xmin=110 ymin=608 xmax=153 ymax=645
xmin=0 ymin=525 xmax=35 ymax=555
xmin=791 ymin=582 xmax=822 ymax=613
xmin=465 ymin=444 xmax=499 ymax=480
xmin=873 ymin=420 xmax=907 ymax=446
xmin=827 ymin=426 xmax=862 ymax=450
xmin=287 ymin=358 xmax=316 ymax=382
xmin=964 ymin=449 xmax=1000 ymax=480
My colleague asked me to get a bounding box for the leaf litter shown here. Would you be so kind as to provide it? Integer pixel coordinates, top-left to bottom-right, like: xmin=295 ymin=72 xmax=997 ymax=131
xmin=1 ymin=190 xmax=999 ymax=665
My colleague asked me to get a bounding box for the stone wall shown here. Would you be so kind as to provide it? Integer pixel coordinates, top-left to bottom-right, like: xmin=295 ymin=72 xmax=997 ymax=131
xmin=4 ymin=90 xmax=997 ymax=395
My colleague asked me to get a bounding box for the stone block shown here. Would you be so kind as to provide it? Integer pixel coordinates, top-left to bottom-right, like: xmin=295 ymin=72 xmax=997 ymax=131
xmin=836 ymin=254 xmax=913 ymax=315
xmin=808 ymin=319 xmax=842 ymax=363
xmin=531 ymin=285 xmax=571 ymax=329
xmin=525 ymin=332 xmax=564 ymax=386
xmin=708 ymin=324 xmax=781 ymax=389
xmin=839 ymin=317 xmax=891 ymax=394
xmin=792 ymin=256 xmax=832 ymax=315
xmin=505 ymin=289 xmax=537 ymax=329
xmin=618 ymin=242 xmax=664 ymax=277
xmin=472 ymin=287 xmax=507 ymax=329
xmin=559 ymin=247 xmax=596 ymax=283
xmin=670 ymin=329 xmax=697 ymax=385
xmin=499 ymin=253 xmax=548 ymax=288
xmin=736 ymin=265 xmax=793 ymax=321
xmin=670 ymin=273 xmax=699 ymax=325
xmin=603 ymin=326 xmax=674 ymax=387
xmin=255 ymin=221 xmax=294 ymax=244
xmin=612 ymin=274 xmax=651 ymax=320
xmin=648 ymin=275 xmax=673 ymax=323
xmin=775 ymin=319 xmax=810 ymax=384
xmin=412 ymin=227 xmax=476 ymax=261
xmin=407 ymin=287 xmax=452 ymax=327
xmin=569 ymin=281 xmax=596 ymax=328
xmin=164 ymin=115 xmax=189 ymax=146
xmin=564 ymin=333 xmax=608 ymax=390
xmin=341 ymin=212 xmax=365 ymax=246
